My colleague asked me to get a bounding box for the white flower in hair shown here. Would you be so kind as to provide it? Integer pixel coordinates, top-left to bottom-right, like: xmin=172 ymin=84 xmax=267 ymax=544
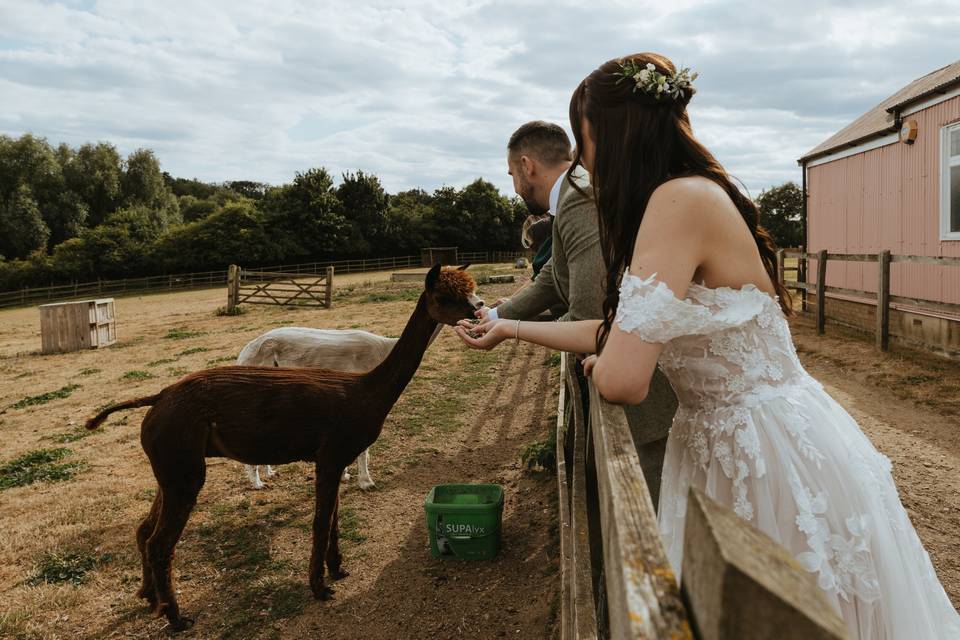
xmin=617 ymin=58 xmax=698 ymax=101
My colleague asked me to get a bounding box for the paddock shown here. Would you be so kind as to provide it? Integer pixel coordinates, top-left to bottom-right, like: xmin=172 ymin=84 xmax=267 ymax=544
xmin=0 ymin=264 xmax=958 ymax=639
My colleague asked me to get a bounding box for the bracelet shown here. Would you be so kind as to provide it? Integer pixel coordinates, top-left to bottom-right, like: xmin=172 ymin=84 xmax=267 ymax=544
xmin=515 ymin=319 xmax=521 ymax=343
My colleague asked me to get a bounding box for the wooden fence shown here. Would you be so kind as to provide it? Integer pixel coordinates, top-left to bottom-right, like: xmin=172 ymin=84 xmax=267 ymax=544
xmin=556 ymin=354 xmax=849 ymax=639
xmin=226 ymin=265 xmax=333 ymax=312
xmin=0 ymin=250 xmax=528 ymax=310
xmin=779 ymin=249 xmax=960 ymax=350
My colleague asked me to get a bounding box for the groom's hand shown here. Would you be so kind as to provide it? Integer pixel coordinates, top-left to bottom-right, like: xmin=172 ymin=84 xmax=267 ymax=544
xmin=474 ymin=298 xmax=509 ymax=321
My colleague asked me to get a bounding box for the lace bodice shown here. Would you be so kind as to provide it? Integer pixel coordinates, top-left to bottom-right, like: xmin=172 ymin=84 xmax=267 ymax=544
xmin=615 ymin=269 xmax=807 ymax=411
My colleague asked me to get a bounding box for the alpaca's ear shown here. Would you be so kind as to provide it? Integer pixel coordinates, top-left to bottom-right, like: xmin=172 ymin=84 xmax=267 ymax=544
xmin=425 ymin=263 xmax=442 ymax=291
xmin=457 ymin=263 xmax=470 ymax=271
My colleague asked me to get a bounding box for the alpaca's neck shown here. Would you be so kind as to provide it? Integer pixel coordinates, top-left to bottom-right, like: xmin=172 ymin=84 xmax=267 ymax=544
xmin=365 ymin=293 xmax=438 ymax=406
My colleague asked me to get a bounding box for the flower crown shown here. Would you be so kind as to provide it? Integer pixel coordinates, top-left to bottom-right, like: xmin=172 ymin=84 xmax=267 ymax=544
xmin=617 ymin=60 xmax=698 ymax=101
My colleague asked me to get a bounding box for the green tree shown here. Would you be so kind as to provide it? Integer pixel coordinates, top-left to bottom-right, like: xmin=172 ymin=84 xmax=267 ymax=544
xmin=336 ymin=171 xmax=389 ymax=255
xmin=428 ymin=179 xmax=519 ymax=251
xmin=0 ymin=185 xmax=51 ymax=259
xmin=259 ymin=168 xmax=347 ymax=259
xmin=64 ymin=142 xmax=123 ymax=227
xmin=384 ymin=188 xmax=436 ymax=253
xmin=151 ymin=201 xmax=280 ymax=270
xmin=178 ymin=195 xmax=219 ymax=222
xmin=226 ymin=180 xmax=269 ymax=200
xmin=0 ymin=134 xmax=87 ymax=246
xmin=756 ymin=182 xmax=804 ymax=248
xmin=122 ymin=149 xmax=180 ymax=224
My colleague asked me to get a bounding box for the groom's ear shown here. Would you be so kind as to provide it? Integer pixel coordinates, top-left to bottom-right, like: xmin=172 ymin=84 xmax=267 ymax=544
xmin=520 ymin=154 xmax=536 ymax=177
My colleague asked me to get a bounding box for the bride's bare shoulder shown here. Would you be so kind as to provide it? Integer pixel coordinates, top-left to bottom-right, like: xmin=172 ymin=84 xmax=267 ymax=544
xmin=642 ymin=176 xmax=732 ymax=232
xmin=650 ymin=175 xmax=729 ymax=208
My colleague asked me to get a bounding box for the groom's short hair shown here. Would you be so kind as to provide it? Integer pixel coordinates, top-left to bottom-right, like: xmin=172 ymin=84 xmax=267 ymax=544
xmin=508 ymin=121 xmax=571 ymax=167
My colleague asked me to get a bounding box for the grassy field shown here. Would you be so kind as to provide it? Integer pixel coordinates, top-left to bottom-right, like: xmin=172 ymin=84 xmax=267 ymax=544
xmin=0 ymin=264 xmax=561 ymax=640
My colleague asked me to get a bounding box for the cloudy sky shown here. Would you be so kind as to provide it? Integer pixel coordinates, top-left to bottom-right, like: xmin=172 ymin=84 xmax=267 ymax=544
xmin=1 ymin=0 xmax=958 ymax=196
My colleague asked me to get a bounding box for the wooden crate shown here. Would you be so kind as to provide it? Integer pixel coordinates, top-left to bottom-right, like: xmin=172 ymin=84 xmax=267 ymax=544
xmin=39 ymin=298 xmax=116 ymax=354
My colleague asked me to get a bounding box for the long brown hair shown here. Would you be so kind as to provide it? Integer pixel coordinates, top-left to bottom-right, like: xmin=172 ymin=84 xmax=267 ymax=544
xmin=569 ymin=52 xmax=792 ymax=350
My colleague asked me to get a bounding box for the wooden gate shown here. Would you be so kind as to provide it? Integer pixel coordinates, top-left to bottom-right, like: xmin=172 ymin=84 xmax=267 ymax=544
xmin=226 ymin=265 xmax=333 ymax=312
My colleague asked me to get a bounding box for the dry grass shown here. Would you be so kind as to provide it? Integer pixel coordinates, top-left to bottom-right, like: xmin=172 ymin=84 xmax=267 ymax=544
xmin=0 ymin=264 xmax=561 ymax=640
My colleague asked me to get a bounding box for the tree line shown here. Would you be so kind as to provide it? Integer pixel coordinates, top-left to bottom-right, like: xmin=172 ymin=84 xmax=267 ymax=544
xmin=0 ymin=134 xmax=529 ymax=290
xmin=0 ymin=133 xmax=803 ymax=291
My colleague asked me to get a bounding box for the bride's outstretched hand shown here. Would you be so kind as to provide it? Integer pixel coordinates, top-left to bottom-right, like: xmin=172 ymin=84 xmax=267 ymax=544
xmin=454 ymin=318 xmax=509 ymax=350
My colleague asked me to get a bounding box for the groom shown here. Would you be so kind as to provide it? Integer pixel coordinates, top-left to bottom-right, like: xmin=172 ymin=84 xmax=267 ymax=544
xmin=479 ymin=120 xmax=678 ymax=505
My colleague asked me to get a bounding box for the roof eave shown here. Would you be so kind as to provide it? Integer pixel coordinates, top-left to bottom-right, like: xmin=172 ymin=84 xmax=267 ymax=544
xmin=884 ymin=76 xmax=960 ymax=113
xmin=797 ymin=124 xmax=899 ymax=166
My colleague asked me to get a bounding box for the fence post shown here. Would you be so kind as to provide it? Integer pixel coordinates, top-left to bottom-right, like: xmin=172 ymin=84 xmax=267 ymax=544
xmin=227 ymin=264 xmax=239 ymax=313
xmin=799 ymin=245 xmax=807 ymax=312
xmin=325 ymin=267 xmax=334 ymax=308
xmin=876 ymin=250 xmax=890 ymax=351
xmin=683 ymin=489 xmax=850 ymax=640
xmin=776 ymin=249 xmax=785 ymax=287
xmin=816 ymin=249 xmax=827 ymax=335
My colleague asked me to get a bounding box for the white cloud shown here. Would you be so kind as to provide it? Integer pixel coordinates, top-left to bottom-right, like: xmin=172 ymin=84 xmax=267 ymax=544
xmin=0 ymin=0 xmax=957 ymax=196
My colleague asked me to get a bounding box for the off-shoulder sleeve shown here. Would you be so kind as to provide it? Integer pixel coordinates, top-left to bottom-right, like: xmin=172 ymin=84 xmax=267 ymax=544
xmin=614 ymin=271 xmax=768 ymax=344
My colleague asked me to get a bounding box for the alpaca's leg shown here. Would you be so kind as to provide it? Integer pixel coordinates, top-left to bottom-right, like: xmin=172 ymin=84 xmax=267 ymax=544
xmin=341 ymin=466 xmax=352 ymax=482
xmin=146 ymin=459 xmax=205 ymax=631
xmin=326 ymin=494 xmax=348 ymax=580
xmin=245 ymin=464 xmax=265 ymax=490
xmin=135 ymin=491 xmax=163 ymax=607
xmin=309 ymin=465 xmax=341 ymax=601
xmin=357 ymin=449 xmax=375 ymax=490
xmin=265 ymin=465 xmax=277 ymax=478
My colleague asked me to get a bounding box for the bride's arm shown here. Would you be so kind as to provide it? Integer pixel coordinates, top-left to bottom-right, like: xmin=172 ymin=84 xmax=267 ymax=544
xmin=456 ymin=179 xmax=708 ymax=403
xmin=455 ymin=317 xmax=602 ymax=354
xmin=588 ymin=182 xmax=707 ymax=404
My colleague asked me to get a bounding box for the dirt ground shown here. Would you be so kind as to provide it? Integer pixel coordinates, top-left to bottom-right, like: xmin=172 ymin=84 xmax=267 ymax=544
xmin=0 ymin=265 xmax=561 ymax=640
xmin=791 ymin=316 xmax=960 ymax=607
xmin=1 ymin=267 xmax=958 ymax=639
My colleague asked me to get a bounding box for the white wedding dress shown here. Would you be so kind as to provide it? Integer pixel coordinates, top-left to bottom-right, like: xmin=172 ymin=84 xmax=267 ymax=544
xmin=614 ymin=270 xmax=960 ymax=640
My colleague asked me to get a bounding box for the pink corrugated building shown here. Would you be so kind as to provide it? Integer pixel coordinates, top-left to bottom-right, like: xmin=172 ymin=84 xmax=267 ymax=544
xmin=798 ymin=60 xmax=960 ymax=357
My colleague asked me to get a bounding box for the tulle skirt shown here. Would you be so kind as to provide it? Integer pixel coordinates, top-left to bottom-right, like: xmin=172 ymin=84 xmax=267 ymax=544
xmin=658 ymin=376 xmax=960 ymax=640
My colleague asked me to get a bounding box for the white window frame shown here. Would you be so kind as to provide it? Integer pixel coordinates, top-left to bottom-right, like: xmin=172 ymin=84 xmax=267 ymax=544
xmin=941 ymin=121 xmax=960 ymax=241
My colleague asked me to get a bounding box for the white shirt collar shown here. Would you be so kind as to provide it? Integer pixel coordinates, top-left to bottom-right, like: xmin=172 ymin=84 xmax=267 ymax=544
xmin=548 ymin=172 xmax=564 ymax=216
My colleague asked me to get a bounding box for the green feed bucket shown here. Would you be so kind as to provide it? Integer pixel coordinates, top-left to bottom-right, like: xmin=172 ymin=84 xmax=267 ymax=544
xmin=425 ymin=484 xmax=504 ymax=561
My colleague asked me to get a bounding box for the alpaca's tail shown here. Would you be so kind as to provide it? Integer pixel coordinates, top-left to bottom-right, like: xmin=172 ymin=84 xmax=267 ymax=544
xmin=85 ymin=394 xmax=161 ymax=430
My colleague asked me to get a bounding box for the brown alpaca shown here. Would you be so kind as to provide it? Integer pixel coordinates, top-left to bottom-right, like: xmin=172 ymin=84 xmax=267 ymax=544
xmin=84 ymin=265 xmax=481 ymax=631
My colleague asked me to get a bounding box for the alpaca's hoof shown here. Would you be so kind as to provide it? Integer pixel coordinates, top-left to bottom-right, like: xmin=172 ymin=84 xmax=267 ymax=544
xmin=265 ymin=467 xmax=278 ymax=478
xmin=251 ymin=481 xmax=266 ymax=490
xmin=358 ymin=479 xmax=376 ymax=491
xmin=329 ymin=567 xmax=350 ymax=580
xmin=167 ymin=615 xmax=195 ymax=632
xmin=341 ymin=471 xmax=352 ymax=481
xmin=313 ymin=585 xmax=335 ymax=601
xmin=136 ymin=586 xmax=157 ymax=606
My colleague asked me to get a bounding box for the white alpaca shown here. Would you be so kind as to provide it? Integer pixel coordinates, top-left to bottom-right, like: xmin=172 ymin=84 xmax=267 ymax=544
xmin=236 ymin=326 xmax=441 ymax=490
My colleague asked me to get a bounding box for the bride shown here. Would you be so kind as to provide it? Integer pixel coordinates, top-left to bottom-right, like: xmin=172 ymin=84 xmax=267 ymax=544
xmin=455 ymin=53 xmax=960 ymax=639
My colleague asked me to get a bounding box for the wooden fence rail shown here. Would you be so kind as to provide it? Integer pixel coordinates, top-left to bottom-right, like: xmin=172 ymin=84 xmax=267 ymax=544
xmin=557 ymin=354 xmax=848 ymax=639
xmin=779 ymin=249 xmax=960 ymax=350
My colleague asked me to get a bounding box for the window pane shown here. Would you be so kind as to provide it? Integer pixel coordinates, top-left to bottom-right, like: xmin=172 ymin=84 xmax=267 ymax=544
xmin=953 ymin=164 xmax=960 ymax=232
xmin=952 ymin=127 xmax=960 ymax=157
